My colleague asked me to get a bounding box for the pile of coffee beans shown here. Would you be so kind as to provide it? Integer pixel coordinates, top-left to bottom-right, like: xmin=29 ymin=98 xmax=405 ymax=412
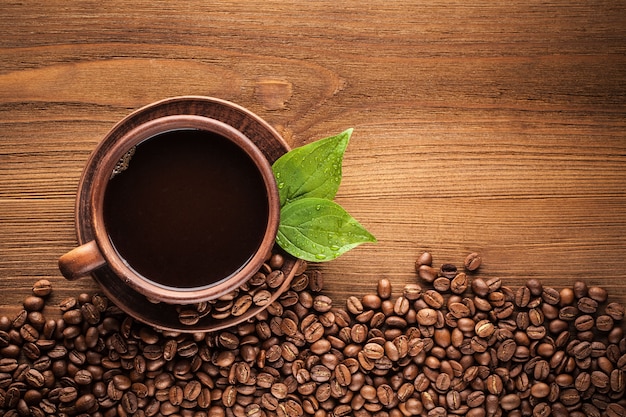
xmin=1 ymin=252 xmax=625 ymax=417
xmin=170 ymin=252 xmax=304 ymax=326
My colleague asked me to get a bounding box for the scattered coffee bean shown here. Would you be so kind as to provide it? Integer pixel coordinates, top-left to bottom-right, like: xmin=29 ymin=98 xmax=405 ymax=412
xmin=418 ymin=264 xmax=438 ymax=282
xmin=23 ymin=296 xmax=45 ymax=312
xmin=31 ymin=279 xmax=53 ymax=297
xmin=464 ymin=252 xmax=482 ymax=271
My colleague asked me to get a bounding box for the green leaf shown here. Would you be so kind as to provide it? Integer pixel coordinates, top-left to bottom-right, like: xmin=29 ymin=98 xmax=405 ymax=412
xmin=276 ymin=197 xmax=377 ymax=262
xmin=272 ymin=128 xmax=352 ymax=206
xmin=271 ymin=128 xmax=376 ymax=261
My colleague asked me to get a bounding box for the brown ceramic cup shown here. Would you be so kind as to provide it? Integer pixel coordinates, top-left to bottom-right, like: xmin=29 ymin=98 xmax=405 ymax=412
xmin=58 ymin=113 xmax=280 ymax=304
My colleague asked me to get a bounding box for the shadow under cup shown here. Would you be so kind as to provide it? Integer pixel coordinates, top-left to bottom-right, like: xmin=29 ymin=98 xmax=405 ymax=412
xmin=61 ymin=115 xmax=280 ymax=304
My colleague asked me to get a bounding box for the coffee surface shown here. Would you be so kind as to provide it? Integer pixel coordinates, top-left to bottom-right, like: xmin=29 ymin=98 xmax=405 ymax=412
xmin=103 ymin=129 xmax=269 ymax=288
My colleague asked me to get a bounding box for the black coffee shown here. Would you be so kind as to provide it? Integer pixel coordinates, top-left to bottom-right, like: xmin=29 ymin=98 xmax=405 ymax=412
xmin=103 ymin=129 xmax=269 ymax=288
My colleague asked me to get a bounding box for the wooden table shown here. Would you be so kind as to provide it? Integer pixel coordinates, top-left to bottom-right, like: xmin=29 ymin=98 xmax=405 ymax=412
xmin=1 ymin=1 xmax=626 ymax=320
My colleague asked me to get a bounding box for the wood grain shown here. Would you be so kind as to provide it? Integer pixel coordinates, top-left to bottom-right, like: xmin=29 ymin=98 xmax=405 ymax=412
xmin=1 ymin=1 xmax=626 ymax=321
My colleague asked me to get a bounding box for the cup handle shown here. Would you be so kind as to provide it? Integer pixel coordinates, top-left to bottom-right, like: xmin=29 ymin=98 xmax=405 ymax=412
xmin=58 ymin=240 xmax=107 ymax=280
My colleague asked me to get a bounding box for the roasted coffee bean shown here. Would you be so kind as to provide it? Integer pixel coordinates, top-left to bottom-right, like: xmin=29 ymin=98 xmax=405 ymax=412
xmin=423 ymin=290 xmax=444 ymax=308
xmin=253 ymin=289 xmax=272 ymax=307
xmin=439 ymin=263 xmax=457 ymax=279
xmin=416 ymin=252 xmax=433 ymax=268
xmin=578 ymin=297 xmax=598 ymax=314
xmin=596 ymin=314 xmax=614 ymax=332
xmin=605 ymin=302 xmax=625 ymax=321
xmin=610 ymin=368 xmax=625 ymax=392
xmin=80 ymin=302 xmax=100 ymax=324
xmin=399 ymin=284 xmax=421 ymax=302
xmin=111 ymin=374 xmax=131 ymax=392
xmin=493 ymin=302 xmax=514 ymax=319
xmin=531 ymin=381 xmax=551 ymax=398
xmin=557 ymin=286 xmax=575 ymax=305
xmin=497 ymin=339 xmax=517 ymax=362
xmin=313 ymin=295 xmax=333 ymax=312
xmin=560 ymin=388 xmax=581 ymax=406
xmin=486 ymin=374 xmax=503 ymax=395
xmin=361 ymin=342 xmax=384 ymax=360
xmin=449 ymin=302 xmax=470 ymax=318
xmin=23 ymin=296 xmax=45 ymax=312
xmin=158 ymin=339 xmax=177 ymax=362
xmin=61 ymin=309 xmax=82 ymax=325
xmin=471 ymin=278 xmax=489 ymax=297
xmin=515 ymin=286 xmax=532 ymax=308
xmin=307 ymin=268 xmax=323 ymax=292
xmin=606 ymin=404 xmax=626 ymax=417
xmin=266 ymin=270 xmax=285 ymax=289
xmin=305 ymin=321 xmax=326 ymax=344
xmin=232 ymin=362 xmax=250 ymax=385
xmin=529 ymin=307 xmax=544 ymax=326
xmin=572 ymin=341 xmax=592 ymax=360
xmin=572 ymin=280 xmax=588 ymax=299
xmin=73 ymin=393 xmax=96 ymax=413
xmin=168 ymin=385 xmax=184 ymax=406
xmin=501 ymin=393 xmax=521 ymax=410
xmin=376 ymin=383 xmax=395 ymax=406
xmin=177 ymin=340 xmax=198 ymax=357
xmin=574 ymin=315 xmax=595 ymax=331
xmin=450 ymin=273 xmax=468 ymax=294
xmin=527 ymin=325 xmax=547 ymax=340
xmin=587 ymin=286 xmax=608 ymax=303
xmin=464 ymin=253 xmax=482 ymax=271
xmin=418 ymin=265 xmax=438 ymax=283
xmin=346 ymin=296 xmax=364 ymax=315
xmin=485 ymin=277 xmax=502 ymax=293
xmin=525 ymin=279 xmax=543 ymax=296
xmin=416 ymin=308 xmax=438 ymax=326
xmin=361 ymin=294 xmax=381 ymax=311
xmin=435 ymin=372 xmax=452 ymax=391
xmin=433 ymin=276 xmax=451 ymax=292
xmin=31 ymin=280 xmax=52 ymax=297
xmin=590 ymin=370 xmax=609 ymax=389
xmin=533 ymin=402 xmax=552 ymax=417
xmin=7 ymin=309 xmax=28 ymax=330
xmin=475 ymin=319 xmax=495 ymax=338
xmin=178 ymin=309 xmax=200 ymax=326
xmin=220 ymin=385 xmax=237 ymax=407
xmin=270 ymin=382 xmax=289 ymax=400
xmin=19 ymin=324 xmax=38 ymax=343
xmin=121 ymin=391 xmax=139 ymax=413
xmin=58 ymin=386 xmax=78 ymax=403
xmin=25 ymin=368 xmax=45 ymax=388
xmin=73 ymin=369 xmax=93 ymax=385
xmin=393 ymin=296 xmax=410 ymax=315
xmin=310 ymin=364 xmax=332 ymax=383
xmin=558 ymin=305 xmax=578 ymax=321
xmin=575 ymin=371 xmax=591 ymax=391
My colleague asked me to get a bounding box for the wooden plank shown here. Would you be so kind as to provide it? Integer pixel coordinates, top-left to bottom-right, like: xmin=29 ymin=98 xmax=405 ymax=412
xmin=1 ymin=0 xmax=625 ymax=322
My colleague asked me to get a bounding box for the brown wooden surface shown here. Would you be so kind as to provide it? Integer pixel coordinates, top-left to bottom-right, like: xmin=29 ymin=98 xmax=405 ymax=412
xmin=1 ymin=1 xmax=626 ymax=320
